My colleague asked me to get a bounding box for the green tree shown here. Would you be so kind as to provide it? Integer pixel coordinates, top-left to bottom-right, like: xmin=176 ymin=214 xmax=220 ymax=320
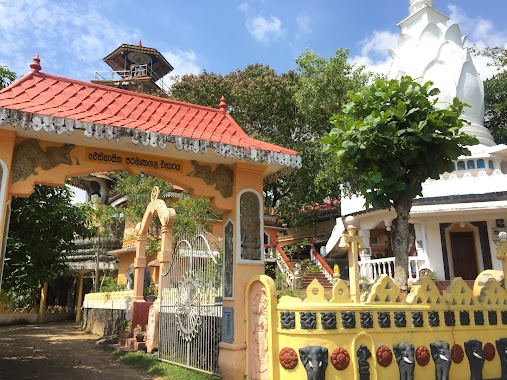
xmin=480 ymin=47 xmax=507 ymax=143
xmin=295 ymin=49 xmax=371 ymax=129
xmin=110 ymin=171 xmax=218 ymax=245
xmin=110 ymin=171 xmax=172 ymax=224
xmin=172 ymin=196 xmax=220 ymax=239
xmin=323 ymin=76 xmax=478 ymax=287
xmin=4 ymin=185 xmax=91 ymax=308
xmin=170 ymin=51 xmax=370 ymax=225
xmin=0 ymin=66 xmax=16 ymax=90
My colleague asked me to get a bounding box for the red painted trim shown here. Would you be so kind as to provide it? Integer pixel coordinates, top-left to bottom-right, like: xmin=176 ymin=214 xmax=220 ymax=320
xmin=276 ymin=244 xmax=295 ymax=273
xmin=311 ymin=246 xmax=334 ymax=277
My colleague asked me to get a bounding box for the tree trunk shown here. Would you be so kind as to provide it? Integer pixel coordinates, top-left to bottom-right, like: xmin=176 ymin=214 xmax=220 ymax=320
xmin=392 ymin=198 xmax=413 ymax=290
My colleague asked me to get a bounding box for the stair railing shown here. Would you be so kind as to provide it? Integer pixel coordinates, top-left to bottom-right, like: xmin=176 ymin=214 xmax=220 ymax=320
xmin=275 ymin=244 xmax=295 ymax=287
xmin=310 ymin=246 xmax=334 ymax=283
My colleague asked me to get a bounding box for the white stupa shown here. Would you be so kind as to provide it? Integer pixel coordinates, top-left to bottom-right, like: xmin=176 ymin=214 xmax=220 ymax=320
xmin=388 ymin=0 xmax=495 ymax=146
xmin=330 ymin=0 xmax=507 ymax=282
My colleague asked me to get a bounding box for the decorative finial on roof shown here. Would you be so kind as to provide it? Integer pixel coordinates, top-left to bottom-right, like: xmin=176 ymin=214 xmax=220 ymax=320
xmin=218 ymin=96 xmax=227 ymax=113
xmin=30 ymin=55 xmax=41 ymax=72
xmin=409 ymin=0 xmax=434 ymax=15
xmin=138 ymin=40 xmax=143 ymax=47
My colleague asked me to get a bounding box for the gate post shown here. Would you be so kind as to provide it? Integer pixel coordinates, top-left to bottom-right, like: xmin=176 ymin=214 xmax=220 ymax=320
xmin=218 ymin=163 xmax=266 ymax=380
xmin=133 ymin=234 xmax=147 ymax=301
xmin=0 ymin=130 xmax=15 ymax=291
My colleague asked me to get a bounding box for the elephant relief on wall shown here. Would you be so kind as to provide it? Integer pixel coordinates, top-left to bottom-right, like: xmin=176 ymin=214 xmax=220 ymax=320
xmin=496 ymin=338 xmax=507 ymax=380
xmin=299 ymin=346 xmax=328 ymax=380
xmin=393 ymin=343 xmax=415 ymax=380
xmin=430 ymin=341 xmax=451 ymax=380
xmin=464 ymin=340 xmax=485 ymax=380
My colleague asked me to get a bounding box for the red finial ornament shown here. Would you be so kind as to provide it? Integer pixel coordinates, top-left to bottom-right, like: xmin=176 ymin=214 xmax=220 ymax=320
xmin=218 ymin=96 xmax=227 ymax=112
xmin=137 ymin=40 xmax=143 ymax=47
xmin=30 ymin=55 xmax=41 ymax=72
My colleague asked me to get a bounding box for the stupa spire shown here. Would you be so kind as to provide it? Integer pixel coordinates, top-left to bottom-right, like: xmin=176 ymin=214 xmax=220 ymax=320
xmin=409 ymin=0 xmax=434 ymax=15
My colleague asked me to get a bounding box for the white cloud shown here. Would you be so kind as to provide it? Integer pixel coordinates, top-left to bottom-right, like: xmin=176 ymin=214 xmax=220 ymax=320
xmin=0 ymin=0 xmax=134 ymax=80
xmin=447 ymin=5 xmax=507 ymax=78
xmin=162 ymin=49 xmax=201 ymax=86
xmin=296 ymin=14 xmax=312 ymax=36
xmin=350 ymin=30 xmax=398 ymax=76
xmin=239 ymin=2 xmax=249 ymax=13
xmin=351 ymin=6 xmax=507 ymax=80
xmin=246 ymin=15 xmax=284 ymax=43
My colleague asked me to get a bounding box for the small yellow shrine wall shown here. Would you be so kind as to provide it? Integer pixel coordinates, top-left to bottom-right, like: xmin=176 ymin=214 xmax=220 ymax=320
xmin=249 ymin=275 xmax=507 ymax=380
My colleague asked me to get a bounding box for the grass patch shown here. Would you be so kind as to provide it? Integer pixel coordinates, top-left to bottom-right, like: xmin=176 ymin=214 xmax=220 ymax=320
xmin=116 ymin=351 xmax=220 ymax=380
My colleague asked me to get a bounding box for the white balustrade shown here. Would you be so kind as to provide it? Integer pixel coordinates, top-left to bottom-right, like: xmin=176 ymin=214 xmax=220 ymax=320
xmin=276 ymin=255 xmax=294 ymax=287
xmin=264 ymin=245 xmax=277 ymax=262
xmin=358 ymin=256 xmax=426 ymax=283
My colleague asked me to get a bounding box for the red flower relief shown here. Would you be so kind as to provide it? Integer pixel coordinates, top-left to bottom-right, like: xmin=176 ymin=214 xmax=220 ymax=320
xmin=331 ymin=347 xmax=350 ymax=370
xmin=416 ymin=345 xmax=430 ymax=366
xmin=451 ymin=344 xmax=464 ymax=364
xmin=279 ymin=347 xmax=298 ymax=370
xmin=376 ymin=345 xmax=393 ymax=367
xmin=484 ymin=343 xmax=495 ymax=361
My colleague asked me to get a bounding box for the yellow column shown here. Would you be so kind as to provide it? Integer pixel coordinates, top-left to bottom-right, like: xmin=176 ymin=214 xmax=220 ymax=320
xmin=133 ymin=234 xmax=147 ymax=301
xmin=218 ymin=163 xmax=266 ymax=380
xmin=75 ymin=272 xmax=84 ymax=322
xmin=0 ymin=130 xmax=16 ymax=290
xmin=340 ymin=216 xmax=364 ymax=303
xmin=38 ymin=282 xmax=48 ymax=323
xmin=496 ymin=232 xmax=507 ymax=291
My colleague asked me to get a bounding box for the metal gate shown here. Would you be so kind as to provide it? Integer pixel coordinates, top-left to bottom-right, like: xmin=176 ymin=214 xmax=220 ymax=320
xmin=158 ymin=233 xmax=222 ymax=375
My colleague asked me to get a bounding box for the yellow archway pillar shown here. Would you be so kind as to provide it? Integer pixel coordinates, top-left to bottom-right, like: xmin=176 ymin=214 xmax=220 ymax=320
xmin=218 ymin=163 xmax=266 ymax=380
xmin=75 ymin=272 xmax=84 ymax=323
xmin=0 ymin=130 xmax=15 ymax=291
xmin=133 ymin=234 xmax=147 ymax=301
xmin=37 ymin=282 xmax=48 ymax=323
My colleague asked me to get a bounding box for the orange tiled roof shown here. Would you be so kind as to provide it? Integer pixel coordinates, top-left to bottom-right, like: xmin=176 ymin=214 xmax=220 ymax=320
xmin=0 ymin=67 xmax=300 ymax=163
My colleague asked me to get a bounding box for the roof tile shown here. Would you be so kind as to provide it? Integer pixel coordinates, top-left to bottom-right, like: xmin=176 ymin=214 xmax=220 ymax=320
xmin=0 ymin=71 xmax=298 ymax=155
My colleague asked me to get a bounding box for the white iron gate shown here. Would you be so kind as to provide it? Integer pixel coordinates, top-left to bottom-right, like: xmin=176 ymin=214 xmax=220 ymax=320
xmin=158 ymin=234 xmax=222 ymax=375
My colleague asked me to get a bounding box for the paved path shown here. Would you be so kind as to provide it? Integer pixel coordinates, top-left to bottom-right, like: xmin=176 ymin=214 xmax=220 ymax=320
xmin=0 ymin=321 xmax=156 ymax=380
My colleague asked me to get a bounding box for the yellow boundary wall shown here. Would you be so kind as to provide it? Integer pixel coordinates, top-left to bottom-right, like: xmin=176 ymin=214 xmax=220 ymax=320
xmin=247 ymin=275 xmax=507 ymax=379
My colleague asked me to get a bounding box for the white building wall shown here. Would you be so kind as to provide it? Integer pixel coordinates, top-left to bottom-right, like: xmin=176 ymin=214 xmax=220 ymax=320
xmin=423 ymin=222 xmax=446 ymax=279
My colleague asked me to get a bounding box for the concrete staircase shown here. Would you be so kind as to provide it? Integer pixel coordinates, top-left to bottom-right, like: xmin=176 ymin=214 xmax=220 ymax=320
xmin=293 ymin=259 xmax=333 ymax=289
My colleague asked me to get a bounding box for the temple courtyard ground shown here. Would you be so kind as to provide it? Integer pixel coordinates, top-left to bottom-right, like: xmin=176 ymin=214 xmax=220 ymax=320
xmin=0 ymin=321 xmax=158 ymax=379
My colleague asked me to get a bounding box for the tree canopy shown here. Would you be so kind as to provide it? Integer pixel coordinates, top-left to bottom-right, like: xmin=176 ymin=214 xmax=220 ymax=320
xmin=0 ymin=66 xmax=16 ymax=90
xmin=4 ymin=185 xmax=91 ymax=308
xmin=109 ymin=171 xmax=219 ymax=243
xmin=323 ymin=76 xmax=478 ymax=287
xmin=170 ymin=49 xmax=370 ymax=225
xmin=479 ymin=47 xmax=507 ymax=144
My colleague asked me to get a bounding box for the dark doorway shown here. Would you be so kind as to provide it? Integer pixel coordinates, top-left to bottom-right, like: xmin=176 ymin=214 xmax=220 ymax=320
xmin=450 ymin=232 xmax=478 ymax=280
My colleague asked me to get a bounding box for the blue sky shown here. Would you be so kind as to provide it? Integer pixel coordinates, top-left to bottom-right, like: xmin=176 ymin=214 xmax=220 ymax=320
xmin=0 ymin=0 xmax=506 ymax=86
